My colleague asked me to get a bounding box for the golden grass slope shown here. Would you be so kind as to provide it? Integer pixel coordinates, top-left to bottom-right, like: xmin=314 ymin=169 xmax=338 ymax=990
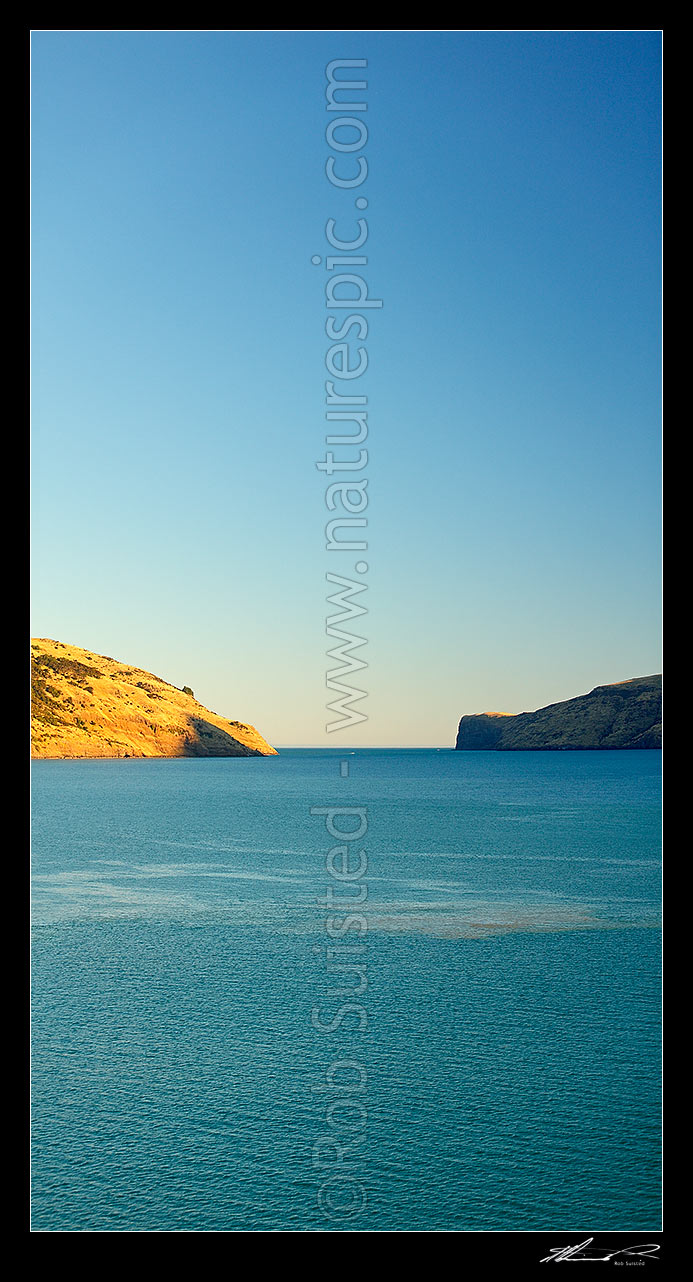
xmin=31 ymin=638 xmax=277 ymax=759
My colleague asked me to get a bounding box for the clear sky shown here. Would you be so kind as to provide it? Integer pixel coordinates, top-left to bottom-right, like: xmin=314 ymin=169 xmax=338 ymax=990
xmin=31 ymin=30 xmax=662 ymax=746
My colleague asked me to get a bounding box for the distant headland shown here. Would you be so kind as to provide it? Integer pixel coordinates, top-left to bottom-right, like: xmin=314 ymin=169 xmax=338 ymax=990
xmin=455 ymin=675 xmax=661 ymax=751
xmin=30 ymin=639 xmax=277 ymax=759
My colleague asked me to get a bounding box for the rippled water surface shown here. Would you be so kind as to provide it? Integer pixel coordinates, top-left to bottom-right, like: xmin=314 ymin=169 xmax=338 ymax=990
xmin=31 ymin=749 xmax=661 ymax=1231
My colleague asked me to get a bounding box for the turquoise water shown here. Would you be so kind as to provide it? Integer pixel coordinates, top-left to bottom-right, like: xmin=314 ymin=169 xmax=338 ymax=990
xmin=31 ymin=749 xmax=661 ymax=1232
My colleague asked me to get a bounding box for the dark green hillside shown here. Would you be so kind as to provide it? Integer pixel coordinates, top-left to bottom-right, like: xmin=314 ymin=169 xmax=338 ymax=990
xmin=455 ymin=676 xmax=661 ymax=751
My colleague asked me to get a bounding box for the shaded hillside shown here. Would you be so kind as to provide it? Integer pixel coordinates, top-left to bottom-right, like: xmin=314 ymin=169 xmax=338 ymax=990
xmin=31 ymin=639 xmax=277 ymax=759
xmin=455 ymin=676 xmax=661 ymax=751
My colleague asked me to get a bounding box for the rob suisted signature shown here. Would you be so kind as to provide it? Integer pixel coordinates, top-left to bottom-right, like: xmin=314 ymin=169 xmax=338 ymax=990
xmin=541 ymin=1238 xmax=660 ymax=1263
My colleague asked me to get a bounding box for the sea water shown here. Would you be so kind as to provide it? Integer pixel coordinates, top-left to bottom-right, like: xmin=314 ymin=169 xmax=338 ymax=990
xmin=31 ymin=749 xmax=661 ymax=1232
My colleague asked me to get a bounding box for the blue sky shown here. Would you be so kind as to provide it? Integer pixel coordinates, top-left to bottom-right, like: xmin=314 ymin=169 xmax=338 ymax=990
xmin=31 ymin=31 xmax=662 ymax=746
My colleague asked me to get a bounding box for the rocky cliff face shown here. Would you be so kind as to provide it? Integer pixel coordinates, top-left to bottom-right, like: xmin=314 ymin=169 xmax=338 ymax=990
xmin=31 ymin=639 xmax=277 ymax=759
xmin=455 ymin=675 xmax=661 ymax=751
